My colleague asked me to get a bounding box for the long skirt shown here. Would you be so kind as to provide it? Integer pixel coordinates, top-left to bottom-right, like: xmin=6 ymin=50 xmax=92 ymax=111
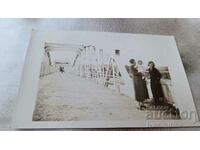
xmin=133 ymin=75 xmax=149 ymax=102
xmin=150 ymin=80 xmax=164 ymax=104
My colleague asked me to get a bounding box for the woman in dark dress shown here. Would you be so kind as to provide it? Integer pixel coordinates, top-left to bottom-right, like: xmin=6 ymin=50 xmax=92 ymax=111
xmin=129 ymin=59 xmax=149 ymax=110
xmin=148 ymin=61 xmax=164 ymax=105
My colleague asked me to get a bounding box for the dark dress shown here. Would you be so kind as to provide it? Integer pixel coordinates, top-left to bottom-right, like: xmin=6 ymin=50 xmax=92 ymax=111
xmin=148 ymin=67 xmax=164 ymax=104
xmin=130 ymin=65 xmax=149 ymax=102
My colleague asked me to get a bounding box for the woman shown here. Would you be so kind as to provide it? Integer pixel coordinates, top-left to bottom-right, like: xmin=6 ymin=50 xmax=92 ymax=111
xmin=148 ymin=61 xmax=164 ymax=105
xmin=129 ymin=59 xmax=148 ymax=110
xmin=137 ymin=60 xmax=149 ymax=100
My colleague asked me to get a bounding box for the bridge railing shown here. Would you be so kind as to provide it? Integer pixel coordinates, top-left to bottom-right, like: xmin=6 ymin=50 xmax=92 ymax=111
xmin=72 ymin=46 xmax=125 ymax=94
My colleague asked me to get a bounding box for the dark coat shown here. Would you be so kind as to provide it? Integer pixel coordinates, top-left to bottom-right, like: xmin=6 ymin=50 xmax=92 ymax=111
xmin=148 ymin=67 xmax=164 ymax=103
xmin=130 ymin=65 xmax=149 ymax=102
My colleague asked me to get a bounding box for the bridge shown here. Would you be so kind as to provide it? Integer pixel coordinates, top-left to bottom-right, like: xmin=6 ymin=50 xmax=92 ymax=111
xmin=32 ymin=43 xmax=178 ymax=121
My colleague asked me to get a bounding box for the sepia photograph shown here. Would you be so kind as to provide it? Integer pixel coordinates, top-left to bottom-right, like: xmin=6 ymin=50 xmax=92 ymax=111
xmin=32 ymin=42 xmax=180 ymax=122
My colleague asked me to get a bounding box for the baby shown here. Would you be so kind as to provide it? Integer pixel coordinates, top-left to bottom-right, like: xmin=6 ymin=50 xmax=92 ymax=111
xmin=137 ymin=60 xmax=146 ymax=79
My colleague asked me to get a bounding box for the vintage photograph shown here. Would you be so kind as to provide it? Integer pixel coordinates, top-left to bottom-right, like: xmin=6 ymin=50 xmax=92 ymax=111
xmin=32 ymin=42 xmax=180 ymax=122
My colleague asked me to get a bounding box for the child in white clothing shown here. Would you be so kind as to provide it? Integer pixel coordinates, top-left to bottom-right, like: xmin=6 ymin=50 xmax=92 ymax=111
xmin=137 ymin=60 xmax=146 ymax=79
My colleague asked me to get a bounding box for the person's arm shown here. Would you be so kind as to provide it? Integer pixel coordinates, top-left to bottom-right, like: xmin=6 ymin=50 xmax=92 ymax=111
xmin=155 ymin=68 xmax=162 ymax=80
xmin=125 ymin=65 xmax=133 ymax=78
xmin=129 ymin=65 xmax=134 ymax=78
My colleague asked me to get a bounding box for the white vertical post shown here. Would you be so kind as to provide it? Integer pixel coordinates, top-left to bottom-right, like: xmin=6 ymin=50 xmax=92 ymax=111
xmin=112 ymin=59 xmax=116 ymax=90
xmin=116 ymin=66 xmax=120 ymax=93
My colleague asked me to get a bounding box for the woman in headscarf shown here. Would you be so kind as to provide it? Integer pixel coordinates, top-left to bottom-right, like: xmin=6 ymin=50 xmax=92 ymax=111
xmin=148 ymin=61 xmax=164 ymax=105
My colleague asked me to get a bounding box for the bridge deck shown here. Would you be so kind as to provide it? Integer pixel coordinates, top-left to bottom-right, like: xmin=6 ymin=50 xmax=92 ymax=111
xmin=33 ymin=71 xmax=147 ymax=121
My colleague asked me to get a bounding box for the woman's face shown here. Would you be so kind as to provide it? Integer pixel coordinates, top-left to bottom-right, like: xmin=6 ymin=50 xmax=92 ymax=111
xmin=149 ymin=63 xmax=154 ymax=69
